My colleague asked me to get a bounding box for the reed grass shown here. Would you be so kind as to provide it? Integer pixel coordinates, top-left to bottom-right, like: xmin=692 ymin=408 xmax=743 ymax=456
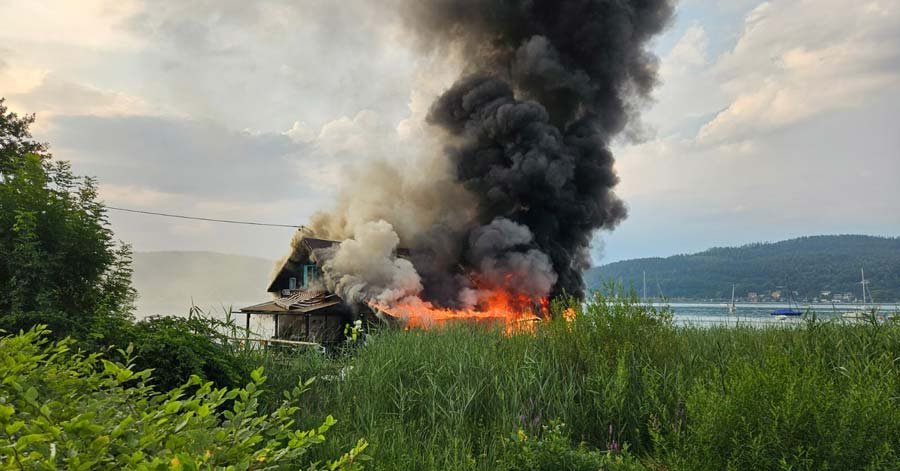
xmin=237 ymin=291 xmax=900 ymax=470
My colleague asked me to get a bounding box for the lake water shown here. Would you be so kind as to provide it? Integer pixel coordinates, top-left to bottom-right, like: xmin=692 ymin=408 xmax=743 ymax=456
xmin=137 ymin=297 xmax=900 ymax=332
xmin=663 ymin=302 xmax=900 ymax=327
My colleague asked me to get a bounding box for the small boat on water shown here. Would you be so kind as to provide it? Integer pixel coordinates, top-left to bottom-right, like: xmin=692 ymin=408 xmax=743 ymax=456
xmin=771 ymin=307 xmax=803 ymax=317
xmin=728 ymin=284 xmax=737 ymax=315
xmin=771 ymin=285 xmax=803 ymax=318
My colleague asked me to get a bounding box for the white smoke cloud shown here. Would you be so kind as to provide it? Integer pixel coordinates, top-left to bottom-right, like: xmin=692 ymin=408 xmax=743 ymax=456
xmin=312 ymin=220 xmax=423 ymax=305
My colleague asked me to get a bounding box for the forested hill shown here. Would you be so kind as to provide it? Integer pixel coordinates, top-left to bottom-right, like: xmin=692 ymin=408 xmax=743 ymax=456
xmin=586 ymin=235 xmax=900 ymax=302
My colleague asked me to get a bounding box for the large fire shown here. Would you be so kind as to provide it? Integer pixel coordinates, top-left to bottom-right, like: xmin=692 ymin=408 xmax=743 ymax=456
xmin=370 ymin=287 xmax=545 ymax=332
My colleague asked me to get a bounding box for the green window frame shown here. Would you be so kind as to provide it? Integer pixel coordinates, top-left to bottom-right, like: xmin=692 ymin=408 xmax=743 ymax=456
xmin=303 ymin=264 xmax=319 ymax=288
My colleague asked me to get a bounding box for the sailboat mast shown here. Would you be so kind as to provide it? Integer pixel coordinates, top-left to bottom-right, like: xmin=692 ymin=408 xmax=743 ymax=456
xmin=643 ymin=271 xmax=647 ymax=301
xmin=860 ymin=268 xmax=868 ymax=305
xmin=729 ymin=283 xmax=736 ymax=314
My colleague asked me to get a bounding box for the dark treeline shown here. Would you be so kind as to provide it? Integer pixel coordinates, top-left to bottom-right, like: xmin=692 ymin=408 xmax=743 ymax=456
xmin=587 ymin=235 xmax=900 ymax=302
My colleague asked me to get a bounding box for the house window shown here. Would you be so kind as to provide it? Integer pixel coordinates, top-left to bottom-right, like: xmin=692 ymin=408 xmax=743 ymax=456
xmin=288 ymin=277 xmax=297 ymax=290
xmin=303 ymin=264 xmax=319 ymax=288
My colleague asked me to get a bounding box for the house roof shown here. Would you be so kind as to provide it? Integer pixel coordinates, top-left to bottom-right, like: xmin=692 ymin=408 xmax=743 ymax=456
xmin=266 ymin=235 xmax=411 ymax=293
xmin=304 ymin=237 xmax=339 ymax=250
xmin=239 ymin=294 xmax=343 ymax=315
xmin=266 ymin=237 xmax=340 ymax=293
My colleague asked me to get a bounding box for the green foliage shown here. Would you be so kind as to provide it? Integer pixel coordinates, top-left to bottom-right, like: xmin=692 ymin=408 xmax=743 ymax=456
xmin=497 ymin=422 xmax=647 ymax=471
xmin=0 ymin=100 xmax=246 ymax=392
xmin=74 ymin=308 xmax=261 ymax=392
xmin=587 ymin=234 xmax=900 ymax=301
xmin=0 ymin=99 xmax=135 ymax=334
xmin=663 ymin=321 xmax=900 ymax=470
xmin=0 ymin=98 xmax=49 ymax=173
xmin=125 ymin=314 xmax=250 ymax=392
xmin=0 ymin=326 xmax=368 ymax=470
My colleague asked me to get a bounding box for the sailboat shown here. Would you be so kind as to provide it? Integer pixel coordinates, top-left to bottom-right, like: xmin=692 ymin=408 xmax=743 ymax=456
xmin=842 ymin=268 xmax=873 ymax=320
xmin=724 ymin=284 xmax=737 ymax=314
xmin=771 ymin=285 xmax=803 ymax=318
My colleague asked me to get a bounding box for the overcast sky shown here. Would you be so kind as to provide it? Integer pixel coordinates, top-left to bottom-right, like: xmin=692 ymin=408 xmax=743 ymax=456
xmin=2 ymin=0 xmax=898 ymax=264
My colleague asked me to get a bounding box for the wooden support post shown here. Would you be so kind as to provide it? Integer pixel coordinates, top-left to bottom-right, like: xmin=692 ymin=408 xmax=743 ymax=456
xmin=274 ymin=314 xmax=279 ymax=339
xmin=245 ymin=312 xmax=250 ymax=337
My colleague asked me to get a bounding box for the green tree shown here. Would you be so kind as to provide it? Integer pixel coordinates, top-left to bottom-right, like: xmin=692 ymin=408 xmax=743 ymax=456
xmin=0 ymin=98 xmax=49 ymax=174
xmin=0 ymin=98 xmax=135 ymax=337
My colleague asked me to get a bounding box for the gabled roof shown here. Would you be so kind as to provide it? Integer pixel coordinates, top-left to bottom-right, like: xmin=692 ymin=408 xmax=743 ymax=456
xmin=266 ymin=235 xmax=411 ymax=293
xmin=301 ymin=237 xmax=410 ymax=257
xmin=303 ymin=237 xmax=341 ymax=251
xmin=266 ymin=238 xmax=340 ymax=293
xmin=298 ymin=236 xmax=411 ymax=256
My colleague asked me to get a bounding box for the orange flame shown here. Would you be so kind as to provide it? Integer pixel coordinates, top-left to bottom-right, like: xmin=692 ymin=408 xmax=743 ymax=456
xmin=370 ymin=287 xmax=545 ymax=333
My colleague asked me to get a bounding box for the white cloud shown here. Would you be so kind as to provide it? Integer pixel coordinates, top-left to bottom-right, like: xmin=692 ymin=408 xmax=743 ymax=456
xmin=5 ymin=0 xmax=897 ymax=264
xmin=283 ymin=121 xmax=317 ymax=143
xmin=122 ymin=0 xmax=419 ymax=132
xmin=0 ymin=0 xmax=142 ymax=50
xmin=698 ymin=0 xmax=900 ymax=145
xmin=100 ymin=184 xmax=178 ymax=208
xmin=600 ymin=1 xmax=900 ymax=262
xmin=608 ymin=89 xmax=900 ymax=262
xmin=46 ymin=114 xmax=303 ymax=201
xmin=7 ymin=73 xmax=157 ymax=123
xmin=0 ymin=61 xmax=46 ymax=96
xmin=661 ymin=23 xmax=709 ymax=76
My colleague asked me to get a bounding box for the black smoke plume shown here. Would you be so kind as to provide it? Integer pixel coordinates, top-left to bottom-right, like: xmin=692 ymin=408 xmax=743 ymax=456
xmin=304 ymin=0 xmax=674 ymax=310
xmin=407 ymin=0 xmax=674 ymax=300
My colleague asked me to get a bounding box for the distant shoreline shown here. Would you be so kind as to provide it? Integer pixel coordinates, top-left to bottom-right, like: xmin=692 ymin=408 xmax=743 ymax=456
xmin=647 ymin=301 xmax=900 ymax=308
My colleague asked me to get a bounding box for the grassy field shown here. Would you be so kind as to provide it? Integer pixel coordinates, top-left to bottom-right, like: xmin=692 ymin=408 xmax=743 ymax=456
xmin=229 ymin=293 xmax=900 ymax=470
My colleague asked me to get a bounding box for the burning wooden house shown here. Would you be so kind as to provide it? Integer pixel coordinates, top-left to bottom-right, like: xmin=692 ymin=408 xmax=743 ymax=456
xmin=240 ymin=232 xmax=547 ymax=342
xmin=238 ymin=237 xmax=407 ymax=343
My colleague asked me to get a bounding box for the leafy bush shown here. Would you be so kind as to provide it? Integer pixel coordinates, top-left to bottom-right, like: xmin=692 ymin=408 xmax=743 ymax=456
xmin=73 ymin=308 xmax=254 ymax=392
xmin=125 ymin=314 xmax=249 ymax=392
xmin=0 ymin=326 xmax=368 ymax=470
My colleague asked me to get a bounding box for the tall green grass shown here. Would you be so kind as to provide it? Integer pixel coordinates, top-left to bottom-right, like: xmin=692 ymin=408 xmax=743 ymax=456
xmin=240 ymin=292 xmax=900 ymax=470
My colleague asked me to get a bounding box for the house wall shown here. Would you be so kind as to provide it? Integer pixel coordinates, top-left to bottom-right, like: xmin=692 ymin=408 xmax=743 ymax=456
xmin=279 ymin=314 xmax=346 ymax=342
xmin=278 ymin=315 xmax=308 ymax=340
xmin=244 ymin=313 xmax=276 ymax=338
xmin=241 ymin=312 xmax=347 ymax=343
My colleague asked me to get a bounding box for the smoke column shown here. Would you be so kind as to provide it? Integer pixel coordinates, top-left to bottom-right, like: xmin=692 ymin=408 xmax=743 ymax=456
xmin=304 ymin=0 xmax=674 ymax=310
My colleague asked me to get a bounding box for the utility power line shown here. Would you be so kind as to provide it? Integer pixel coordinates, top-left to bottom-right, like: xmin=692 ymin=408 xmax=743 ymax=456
xmin=105 ymin=205 xmax=306 ymax=229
